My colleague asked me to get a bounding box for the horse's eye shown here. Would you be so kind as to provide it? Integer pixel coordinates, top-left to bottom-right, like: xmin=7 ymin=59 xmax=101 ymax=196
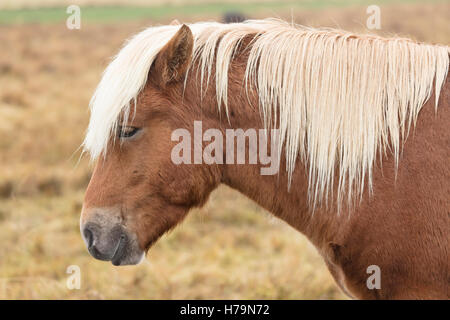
xmin=118 ymin=126 xmax=140 ymax=138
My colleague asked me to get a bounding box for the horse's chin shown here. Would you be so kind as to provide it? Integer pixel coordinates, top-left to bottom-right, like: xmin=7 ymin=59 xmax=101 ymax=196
xmin=110 ymin=253 xmax=144 ymax=266
xmin=112 ymin=230 xmax=166 ymax=266
xmin=110 ymin=229 xmax=146 ymax=266
xmin=111 ymin=239 xmax=145 ymax=266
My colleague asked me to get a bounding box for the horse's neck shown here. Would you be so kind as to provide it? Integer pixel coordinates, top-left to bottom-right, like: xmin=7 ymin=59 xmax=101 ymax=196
xmin=180 ymin=63 xmax=342 ymax=250
xmin=221 ymin=149 xmax=342 ymax=247
xmin=213 ymin=87 xmax=342 ymax=249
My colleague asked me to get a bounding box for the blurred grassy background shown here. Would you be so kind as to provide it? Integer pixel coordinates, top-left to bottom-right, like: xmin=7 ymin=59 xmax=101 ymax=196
xmin=0 ymin=0 xmax=448 ymax=299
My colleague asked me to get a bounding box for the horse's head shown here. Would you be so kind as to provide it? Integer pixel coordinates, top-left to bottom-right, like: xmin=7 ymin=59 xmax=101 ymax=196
xmin=80 ymin=25 xmax=221 ymax=265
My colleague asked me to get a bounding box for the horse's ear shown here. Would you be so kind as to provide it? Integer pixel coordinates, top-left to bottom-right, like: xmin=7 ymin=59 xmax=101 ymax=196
xmin=152 ymin=24 xmax=194 ymax=88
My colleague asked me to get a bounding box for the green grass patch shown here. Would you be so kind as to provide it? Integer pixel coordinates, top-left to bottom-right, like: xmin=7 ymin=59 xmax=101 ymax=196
xmin=0 ymin=0 xmax=442 ymax=25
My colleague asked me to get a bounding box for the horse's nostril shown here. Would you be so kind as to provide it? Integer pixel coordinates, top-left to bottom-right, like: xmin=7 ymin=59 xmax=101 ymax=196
xmin=82 ymin=222 xmax=128 ymax=262
xmin=83 ymin=226 xmax=94 ymax=248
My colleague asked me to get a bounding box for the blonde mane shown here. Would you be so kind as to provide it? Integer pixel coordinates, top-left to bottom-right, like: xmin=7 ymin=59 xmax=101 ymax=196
xmin=84 ymin=19 xmax=449 ymax=210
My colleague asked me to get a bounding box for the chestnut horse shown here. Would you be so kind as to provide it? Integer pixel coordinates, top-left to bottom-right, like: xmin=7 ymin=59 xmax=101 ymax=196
xmin=80 ymin=20 xmax=449 ymax=299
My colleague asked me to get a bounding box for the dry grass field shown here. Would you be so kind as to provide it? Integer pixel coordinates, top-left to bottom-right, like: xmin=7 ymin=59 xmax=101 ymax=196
xmin=0 ymin=0 xmax=448 ymax=299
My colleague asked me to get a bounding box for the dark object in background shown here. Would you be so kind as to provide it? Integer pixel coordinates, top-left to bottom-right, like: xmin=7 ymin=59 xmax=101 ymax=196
xmin=222 ymin=11 xmax=247 ymax=23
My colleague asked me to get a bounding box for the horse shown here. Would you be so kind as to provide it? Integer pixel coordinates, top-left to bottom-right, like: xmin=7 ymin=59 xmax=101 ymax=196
xmin=80 ymin=19 xmax=449 ymax=299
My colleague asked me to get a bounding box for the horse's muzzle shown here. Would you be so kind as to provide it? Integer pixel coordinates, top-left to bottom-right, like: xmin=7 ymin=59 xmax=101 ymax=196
xmin=80 ymin=207 xmax=144 ymax=266
xmin=83 ymin=222 xmax=129 ymax=265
